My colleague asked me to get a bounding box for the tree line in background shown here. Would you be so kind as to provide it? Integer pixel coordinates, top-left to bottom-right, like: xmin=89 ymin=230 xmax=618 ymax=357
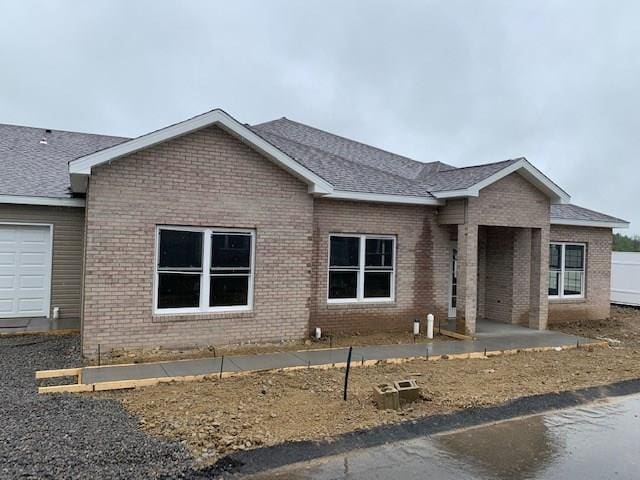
xmin=613 ymin=233 xmax=640 ymax=252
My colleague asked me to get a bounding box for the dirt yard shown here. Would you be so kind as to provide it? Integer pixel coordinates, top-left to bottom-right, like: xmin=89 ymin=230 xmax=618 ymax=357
xmin=99 ymin=331 xmax=451 ymax=365
xmin=553 ymin=305 xmax=640 ymax=347
xmin=114 ymin=306 xmax=640 ymax=466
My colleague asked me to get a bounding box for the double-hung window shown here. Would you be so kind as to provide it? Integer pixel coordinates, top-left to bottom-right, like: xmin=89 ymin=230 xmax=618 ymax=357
xmin=549 ymin=242 xmax=585 ymax=299
xmin=156 ymin=227 xmax=255 ymax=314
xmin=328 ymin=234 xmax=395 ymax=303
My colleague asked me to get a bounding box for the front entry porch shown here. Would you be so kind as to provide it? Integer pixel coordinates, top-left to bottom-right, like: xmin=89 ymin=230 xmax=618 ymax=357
xmin=450 ymin=224 xmax=549 ymax=336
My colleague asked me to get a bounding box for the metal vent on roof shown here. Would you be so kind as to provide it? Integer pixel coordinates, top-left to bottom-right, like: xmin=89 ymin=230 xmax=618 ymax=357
xmin=39 ymin=137 xmax=48 ymax=145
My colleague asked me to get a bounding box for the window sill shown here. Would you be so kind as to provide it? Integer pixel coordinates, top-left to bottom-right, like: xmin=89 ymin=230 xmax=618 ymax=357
xmin=152 ymin=309 xmax=255 ymax=323
xmin=325 ymin=301 xmax=397 ymax=310
xmin=549 ymin=297 xmax=586 ymax=304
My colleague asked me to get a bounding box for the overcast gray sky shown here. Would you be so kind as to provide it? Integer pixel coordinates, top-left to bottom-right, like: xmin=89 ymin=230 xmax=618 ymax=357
xmin=1 ymin=1 xmax=638 ymax=233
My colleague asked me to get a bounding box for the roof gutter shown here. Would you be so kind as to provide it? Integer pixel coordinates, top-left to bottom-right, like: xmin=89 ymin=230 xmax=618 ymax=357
xmin=551 ymin=218 xmax=629 ymax=229
xmin=323 ymin=190 xmax=443 ymax=205
xmin=0 ymin=195 xmax=85 ymax=208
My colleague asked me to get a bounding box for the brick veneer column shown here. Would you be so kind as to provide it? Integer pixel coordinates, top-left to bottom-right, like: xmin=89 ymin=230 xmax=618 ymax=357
xmin=511 ymin=228 xmax=532 ymax=324
xmin=456 ymin=223 xmax=478 ymax=335
xmin=529 ymin=227 xmax=549 ymax=329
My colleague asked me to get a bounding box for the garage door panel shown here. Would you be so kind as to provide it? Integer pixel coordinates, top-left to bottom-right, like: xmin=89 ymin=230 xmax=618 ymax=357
xmin=0 ymin=299 xmax=14 ymax=314
xmin=0 ymin=229 xmax=16 ymax=241
xmin=0 ymin=252 xmax=16 ymax=266
xmin=0 ymin=275 xmax=14 ymax=289
xmin=20 ymin=252 xmax=47 ymax=266
xmin=19 ymin=275 xmax=45 ymax=289
xmin=0 ymin=225 xmax=51 ymax=318
xmin=20 ymin=229 xmax=48 ymax=241
xmin=18 ymin=297 xmax=45 ymax=312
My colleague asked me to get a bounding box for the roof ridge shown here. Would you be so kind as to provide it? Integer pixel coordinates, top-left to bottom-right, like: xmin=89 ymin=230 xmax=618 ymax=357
xmin=254 ymin=117 xmax=435 ymax=169
xmin=434 ymin=157 xmax=520 ymax=174
xmin=0 ymin=122 xmax=129 ymax=140
xmin=253 ymin=128 xmax=428 ymax=187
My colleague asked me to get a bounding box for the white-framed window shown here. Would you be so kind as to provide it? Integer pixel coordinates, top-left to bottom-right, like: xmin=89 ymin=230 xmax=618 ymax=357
xmin=154 ymin=226 xmax=255 ymax=314
xmin=327 ymin=234 xmax=395 ymax=303
xmin=549 ymin=242 xmax=586 ymax=299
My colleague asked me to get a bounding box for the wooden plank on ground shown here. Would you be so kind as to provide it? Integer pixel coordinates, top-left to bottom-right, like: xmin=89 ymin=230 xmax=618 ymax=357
xmin=35 ymin=368 xmax=82 ymax=379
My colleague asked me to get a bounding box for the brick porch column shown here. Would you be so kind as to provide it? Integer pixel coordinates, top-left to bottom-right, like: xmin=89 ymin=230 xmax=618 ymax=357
xmin=529 ymin=227 xmax=549 ymax=330
xmin=456 ymin=223 xmax=478 ymax=335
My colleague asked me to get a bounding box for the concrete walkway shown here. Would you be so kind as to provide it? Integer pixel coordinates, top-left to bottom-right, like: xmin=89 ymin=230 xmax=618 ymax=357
xmin=75 ymin=321 xmax=600 ymax=388
xmin=0 ymin=317 xmax=80 ymax=335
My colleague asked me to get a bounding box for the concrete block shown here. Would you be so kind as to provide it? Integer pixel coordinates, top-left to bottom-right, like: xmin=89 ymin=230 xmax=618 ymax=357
xmin=393 ymin=379 xmax=421 ymax=404
xmin=373 ymin=383 xmax=400 ymax=410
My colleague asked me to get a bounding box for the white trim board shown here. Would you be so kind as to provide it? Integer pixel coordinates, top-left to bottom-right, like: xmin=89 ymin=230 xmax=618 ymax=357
xmin=325 ymin=190 xmax=443 ymax=206
xmin=69 ymin=109 xmax=334 ymax=196
xmin=0 ymin=195 xmax=84 ymax=208
xmin=551 ymin=218 xmax=629 ymax=229
xmin=431 ymin=158 xmax=571 ymax=205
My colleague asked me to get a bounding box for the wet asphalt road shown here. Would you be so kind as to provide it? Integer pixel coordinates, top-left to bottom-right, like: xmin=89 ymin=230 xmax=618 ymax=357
xmin=245 ymin=393 xmax=640 ymax=480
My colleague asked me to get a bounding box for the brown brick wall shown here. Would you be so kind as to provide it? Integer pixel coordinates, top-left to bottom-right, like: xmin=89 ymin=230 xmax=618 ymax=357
xmin=309 ymin=199 xmax=449 ymax=334
xmin=481 ymin=227 xmax=515 ymax=324
xmin=548 ymin=225 xmax=612 ymax=323
xmin=467 ymin=172 xmax=550 ymax=228
xmin=82 ymin=125 xmax=314 ymax=356
xmin=80 ymin=130 xmax=614 ymax=353
xmin=458 ymin=172 xmax=550 ymax=333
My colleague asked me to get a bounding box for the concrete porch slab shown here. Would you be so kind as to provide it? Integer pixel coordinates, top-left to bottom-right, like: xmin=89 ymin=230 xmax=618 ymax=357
xmin=0 ymin=317 xmax=80 ymax=335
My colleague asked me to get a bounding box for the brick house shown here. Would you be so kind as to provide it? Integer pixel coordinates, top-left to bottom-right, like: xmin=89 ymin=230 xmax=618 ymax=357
xmin=0 ymin=109 xmax=629 ymax=356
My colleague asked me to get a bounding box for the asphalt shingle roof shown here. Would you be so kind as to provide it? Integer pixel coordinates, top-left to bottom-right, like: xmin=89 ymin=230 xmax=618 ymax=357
xmin=251 ymin=118 xmax=522 ymax=197
xmin=551 ymin=204 xmax=627 ymax=224
xmin=0 ymin=117 xmax=626 ymax=225
xmin=0 ymin=124 xmax=127 ymax=198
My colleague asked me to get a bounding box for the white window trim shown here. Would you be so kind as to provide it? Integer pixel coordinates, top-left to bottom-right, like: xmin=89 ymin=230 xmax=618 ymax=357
xmin=153 ymin=226 xmax=256 ymax=315
xmin=549 ymin=242 xmax=586 ymax=300
xmin=327 ymin=233 xmax=396 ymax=304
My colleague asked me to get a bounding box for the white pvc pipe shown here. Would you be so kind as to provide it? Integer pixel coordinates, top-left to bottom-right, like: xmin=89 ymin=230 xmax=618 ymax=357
xmin=315 ymin=327 xmax=322 ymax=340
xmin=427 ymin=314 xmax=434 ymax=339
xmin=413 ymin=319 xmax=420 ymax=335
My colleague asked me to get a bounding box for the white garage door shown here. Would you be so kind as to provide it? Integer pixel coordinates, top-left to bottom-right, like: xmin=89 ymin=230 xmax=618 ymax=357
xmin=0 ymin=224 xmax=52 ymax=318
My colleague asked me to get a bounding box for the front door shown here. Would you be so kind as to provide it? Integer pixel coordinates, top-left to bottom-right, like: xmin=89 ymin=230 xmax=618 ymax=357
xmin=448 ymin=243 xmax=457 ymax=318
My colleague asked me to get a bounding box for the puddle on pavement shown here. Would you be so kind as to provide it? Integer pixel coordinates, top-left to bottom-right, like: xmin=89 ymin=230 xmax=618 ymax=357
xmin=247 ymin=394 xmax=640 ymax=480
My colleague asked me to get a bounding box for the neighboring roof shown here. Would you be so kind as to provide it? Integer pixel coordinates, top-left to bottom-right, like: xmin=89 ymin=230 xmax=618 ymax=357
xmin=0 ymin=108 xmax=626 ymax=227
xmin=0 ymin=123 xmax=127 ymax=201
xmin=551 ymin=204 xmax=629 ymax=228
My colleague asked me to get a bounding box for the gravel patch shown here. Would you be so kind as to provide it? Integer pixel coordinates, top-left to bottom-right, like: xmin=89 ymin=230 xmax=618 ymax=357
xmin=0 ymin=334 xmax=194 ymax=479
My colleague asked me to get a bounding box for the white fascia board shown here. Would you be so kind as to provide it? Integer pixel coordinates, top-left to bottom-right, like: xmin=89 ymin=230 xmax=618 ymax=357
xmin=0 ymin=195 xmax=85 ymax=207
xmin=325 ymin=190 xmax=443 ymax=206
xmin=550 ymin=218 xmax=629 ymax=229
xmin=431 ymin=158 xmax=571 ymax=204
xmin=68 ymin=109 xmax=334 ymax=195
